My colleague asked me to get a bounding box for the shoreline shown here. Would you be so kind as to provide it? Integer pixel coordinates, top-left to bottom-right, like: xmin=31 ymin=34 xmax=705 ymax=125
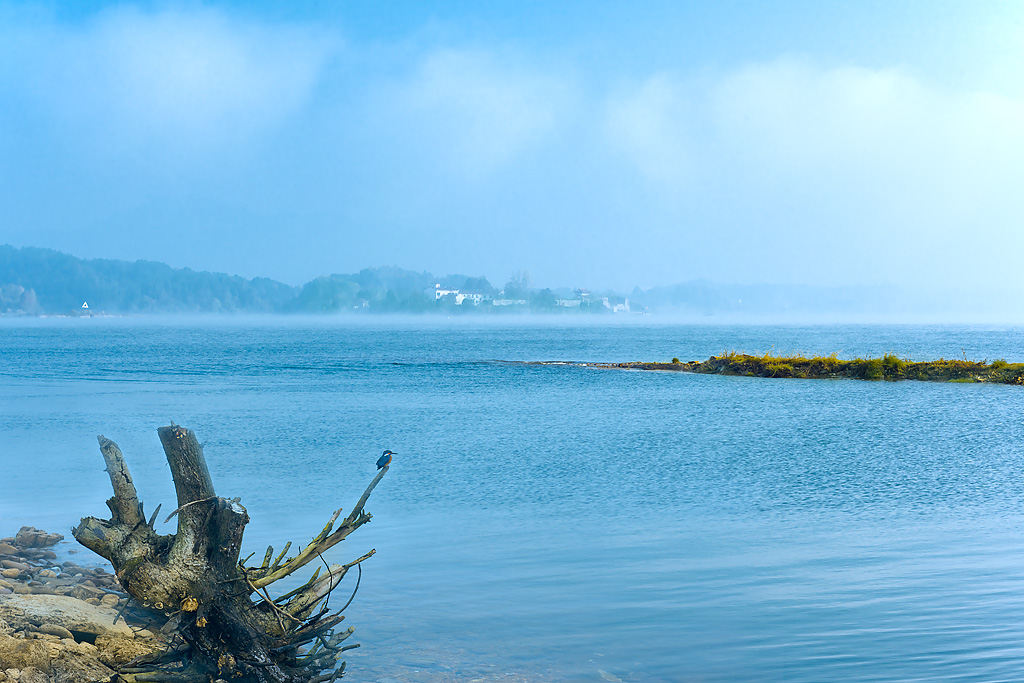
xmin=0 ymin=527 xmax=165 ymax=683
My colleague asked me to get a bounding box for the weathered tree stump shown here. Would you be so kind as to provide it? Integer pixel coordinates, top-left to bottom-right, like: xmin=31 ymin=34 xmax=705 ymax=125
xmin=72 ymin=425 xmax=388 ymax=683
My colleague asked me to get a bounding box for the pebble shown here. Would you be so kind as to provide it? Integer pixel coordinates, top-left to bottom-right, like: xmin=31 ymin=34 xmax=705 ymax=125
xmin=37 ymin=624 xmax=74 ymax=640
xmin=0 ymin=569 xmax=21 ymax=579
xmin=0 ymin=543 xmax=18 ymax=556
xmin=12 ymin=586 xmax=31 ymax=595
xmin=84 ymin=598 xmax=101 ymax=606
xmin=100 ymin=594 xmax=120 ymax=608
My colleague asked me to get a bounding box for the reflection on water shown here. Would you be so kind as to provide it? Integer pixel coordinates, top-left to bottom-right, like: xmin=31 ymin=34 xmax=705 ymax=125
xmin=3 ymin=320 xmax=1024 ymax=681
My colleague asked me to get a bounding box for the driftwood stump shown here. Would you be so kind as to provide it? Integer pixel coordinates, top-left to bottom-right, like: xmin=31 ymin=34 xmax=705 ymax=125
xmin=72 ymin=425 xmax=388 ymax=683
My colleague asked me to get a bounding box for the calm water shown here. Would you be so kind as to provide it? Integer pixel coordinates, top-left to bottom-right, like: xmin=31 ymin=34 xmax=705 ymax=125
xmin=3 ymin=318 xmax=1024 ymax=682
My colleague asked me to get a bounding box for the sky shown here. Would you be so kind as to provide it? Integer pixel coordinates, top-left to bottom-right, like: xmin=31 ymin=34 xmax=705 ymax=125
xmin=2 ymin=1 xmax=1024 ymax=294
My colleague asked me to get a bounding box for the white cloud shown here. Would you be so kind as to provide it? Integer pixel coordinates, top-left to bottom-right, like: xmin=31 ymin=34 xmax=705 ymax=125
xmin=1 ymin=5 xmax=337 ymax=156
xmin=604 ymin=74 xmax=693 ymax=188
xmin=598 ymin=59 xmax=1024 ymax=285
xmin=371 ymin=48 xmax=573 ymax=175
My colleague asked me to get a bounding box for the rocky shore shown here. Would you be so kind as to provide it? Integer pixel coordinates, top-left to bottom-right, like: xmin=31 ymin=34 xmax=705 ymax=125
xmin=0 ymin=527 xmax=165 ymax=683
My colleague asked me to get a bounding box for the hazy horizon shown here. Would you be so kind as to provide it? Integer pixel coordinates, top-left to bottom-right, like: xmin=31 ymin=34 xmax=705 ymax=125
xmin=2 ymin=1 xmax=1023 ymax=301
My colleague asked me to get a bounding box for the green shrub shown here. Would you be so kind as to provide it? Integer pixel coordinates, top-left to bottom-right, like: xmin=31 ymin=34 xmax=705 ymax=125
xmin=765 ymin=362 xmax=794 ymax=377
xmin=991 ymin=359 xmax=1009 ymax=370
xmin=882 ymin=354 xmax=906 ymax=378
xmin=861 ymin=358 xmax=884 ymax=380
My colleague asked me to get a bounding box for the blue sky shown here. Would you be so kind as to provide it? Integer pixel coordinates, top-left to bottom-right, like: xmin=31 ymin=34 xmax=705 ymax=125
xmin=2 ymin=1 xmax=1023 ymax=293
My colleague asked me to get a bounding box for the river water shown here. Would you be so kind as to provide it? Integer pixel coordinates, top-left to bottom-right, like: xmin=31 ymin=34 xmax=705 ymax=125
xmin=2 ymin=318 xmax=1024 ymax=682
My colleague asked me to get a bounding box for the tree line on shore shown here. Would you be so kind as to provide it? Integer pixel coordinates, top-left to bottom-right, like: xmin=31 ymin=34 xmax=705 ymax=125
xmin=0 ymin=245 xmax=621 ymax=316
xmin=1 ymin=244 xmax=945 ymax=318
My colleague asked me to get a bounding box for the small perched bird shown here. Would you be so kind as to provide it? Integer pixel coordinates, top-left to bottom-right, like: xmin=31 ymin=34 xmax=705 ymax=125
xmin=376 ymin=450 xmax=396 ymax=469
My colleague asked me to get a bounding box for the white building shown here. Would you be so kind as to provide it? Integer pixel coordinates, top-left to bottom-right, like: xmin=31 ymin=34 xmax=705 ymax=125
xmin=426 ymin=283 xmax=493 ymax=306
xmin=427 ymin=283 xmax=460 ymax=300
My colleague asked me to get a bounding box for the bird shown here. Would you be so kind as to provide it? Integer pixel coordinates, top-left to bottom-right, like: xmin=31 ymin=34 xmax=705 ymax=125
xmin=376 ymin=450 xmax=396 ymax=469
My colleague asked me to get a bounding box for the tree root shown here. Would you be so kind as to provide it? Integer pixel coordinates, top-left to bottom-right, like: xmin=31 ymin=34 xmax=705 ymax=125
xmin=73 ymin=425 xmax=389 ymax=682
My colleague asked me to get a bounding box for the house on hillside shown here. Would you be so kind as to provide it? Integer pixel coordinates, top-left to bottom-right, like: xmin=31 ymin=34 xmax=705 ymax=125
xmin=601 ymin=296 xmax=630 ymax=313
xmin=425 ymin=283 xmax=494 ymax=306
xmin=426 ymin=283 xmax=460 ymax=300
xmin=456 ymin=291 xmax=493 ymax=306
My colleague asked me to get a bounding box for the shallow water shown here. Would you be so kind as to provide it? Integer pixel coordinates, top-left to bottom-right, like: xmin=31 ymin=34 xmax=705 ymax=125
xmin=2 ymin=318 xmax=1024 ymax=681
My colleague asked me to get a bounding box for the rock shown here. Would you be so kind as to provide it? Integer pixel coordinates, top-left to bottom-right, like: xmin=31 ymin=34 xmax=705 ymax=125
xmin=0 ymin=594 xmax=134 ymax=637
xmin=67 ymin=586 xmax=102 ymax=603
xmin=0 ymin=566 xmax=27 ymax=575
xmin=14 ymin=529 xmax=62 ymax=550
xmin=0 ymin=622 xmax=9 ymax=637
xmin=17 ymin=668 xmax=46 ymax=683
xmin=98 ymin=595 xmax=118 ymax=609
xmin=0 ymin=592 xmax=10 ymax=598
xmin=34 ymin=573 xmax=54 ymax=581
xmin=83 ymin=599 xmax=100 ymax=607
xmin=0 ymin=584 xmax=10 ymax=592
xmin=36 ymin=625 xmax=72 ymax=641
xmin=0 ymin=547 xmax=17 ymax=558
xmin=3 ymin=670 xmax=15 ymax=682
xmin=0 ymin=573 xmax=19 ymax=581
xmin=50 ymin=649 xmax=114 ymax=683
xmin=9 ymin=590 xmax=29 ymax=598
xmin=26 ymin=589 xmax=54 ymax=598
xmin=0 ymin=636 xmax=50 ymax=673
xmin=95 ymin=634 xmax=160 ymax=668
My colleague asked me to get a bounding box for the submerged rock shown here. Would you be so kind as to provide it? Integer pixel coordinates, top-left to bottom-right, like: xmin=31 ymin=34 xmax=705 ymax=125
xmin=11 ymin=531 xmax=62 ymax=551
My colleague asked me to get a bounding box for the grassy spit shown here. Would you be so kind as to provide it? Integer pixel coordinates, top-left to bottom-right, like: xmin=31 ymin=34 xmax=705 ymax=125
xmin=590 ymin=353 xmax=1024 ymax=384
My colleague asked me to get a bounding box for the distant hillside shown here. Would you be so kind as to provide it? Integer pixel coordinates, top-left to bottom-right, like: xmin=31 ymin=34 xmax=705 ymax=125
xmin=2 ymin=244 xmax=963 ymax=319
xmin=0 ymin=245 xmax=297 ymax=314
xmin=0 ymin=245 xmax=507 ymax=316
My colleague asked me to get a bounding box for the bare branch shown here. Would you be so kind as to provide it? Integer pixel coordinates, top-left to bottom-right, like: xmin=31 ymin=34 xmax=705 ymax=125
xmin=147 ymin=503 xmax=162 ymax=529
xmin=250 ymin=467 xmax=388 ymax=589
xmin=98 ymin=435 xmax=144 ymax=527
xmin=283 ymin=551 xmax=375 ymax=619
xmin=343 ymin=465 xmax=388 ymax=526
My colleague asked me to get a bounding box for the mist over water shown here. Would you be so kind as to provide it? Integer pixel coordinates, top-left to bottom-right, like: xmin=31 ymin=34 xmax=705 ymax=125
xmin=3 ymin=319 xmax=1024 ymax=681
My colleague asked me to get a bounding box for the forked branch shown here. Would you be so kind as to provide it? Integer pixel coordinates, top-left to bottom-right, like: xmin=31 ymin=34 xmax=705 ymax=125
xmin=248 ymin=466 xmax=388 ymax=589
